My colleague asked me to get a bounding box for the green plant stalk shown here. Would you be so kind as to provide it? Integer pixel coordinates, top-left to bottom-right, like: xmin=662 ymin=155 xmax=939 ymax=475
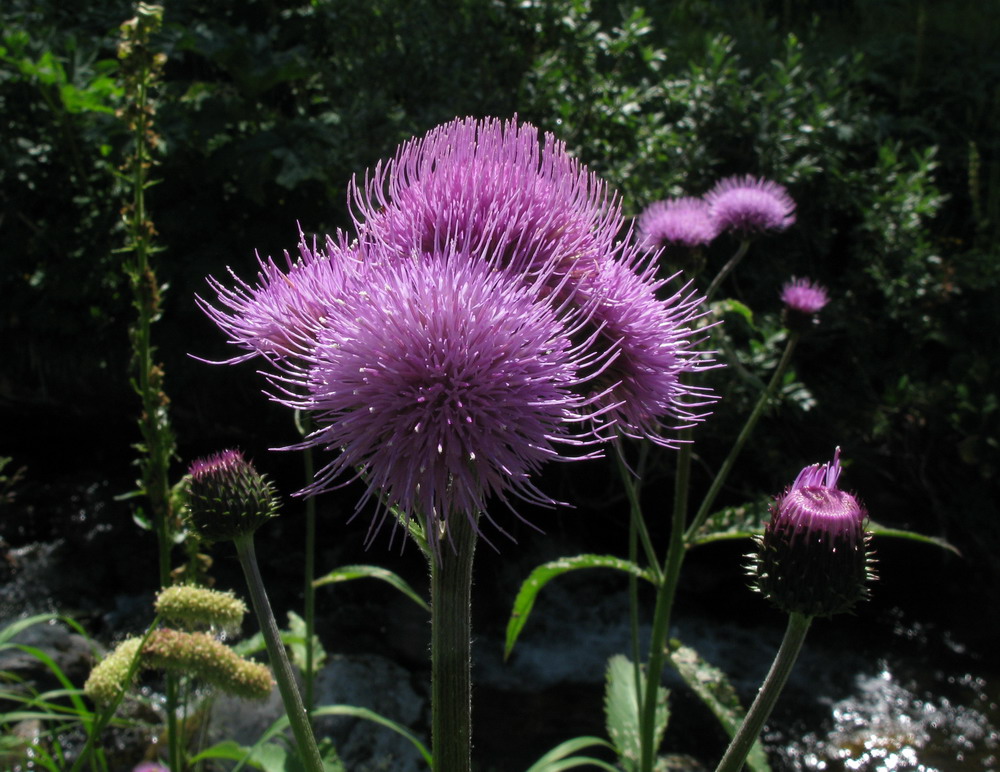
xmin=704 ymin=239 xmax=750 ymax=305
xmin=684 ymin=331 xmax=800 ymax=543
xmin=430 ymin=513 xmax=478 ymax=772
xmin=715 ymin=612 xmax=812 ymax=772
xmin=639 ymin=434 xmax=692 ymax=772
xmin=295 ymin=408 xmax=317 ymax=717
xmin=234 ymin=534 xmax=325 ymax=772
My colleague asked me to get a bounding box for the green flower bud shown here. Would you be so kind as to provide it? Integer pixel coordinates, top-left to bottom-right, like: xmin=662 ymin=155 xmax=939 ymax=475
xmin=84 ymin=637 xmax=143 ymax=706
xmin=155 ymin=585 xmax=247 ymax=634
xmin=185 ymin=450 xmax=280 ymax=541
xmin=142 ymin=629 xmax=274 ymax=700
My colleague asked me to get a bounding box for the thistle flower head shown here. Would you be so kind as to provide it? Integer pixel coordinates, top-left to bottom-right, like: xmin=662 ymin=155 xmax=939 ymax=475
xmin=350 ymin=116 xmax=621 ymax=280
xmin=271 ymin=248 xmax=602 ymax=550
xmin=574 ymin=250 xmax=718 ymax=445
xmin=781 ymin=276 xmax=829 ymax=329
xmin=186 ymin=450 xmax=280 ymax=541
xmin=637 ymin=197 xmax=718 ymax=249
xmin=197 ymin=232 xmax=363 ymax=363
xmin=705 ymin=175 xmax=796 ymax=234
xmin=752 ymin=448 xmax=875 ymax=617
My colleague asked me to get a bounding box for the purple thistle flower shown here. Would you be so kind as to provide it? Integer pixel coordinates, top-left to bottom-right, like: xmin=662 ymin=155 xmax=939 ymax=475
xmin=753 ymin=448 xmax=875 ymax=617
xmin=268 ymin=248 xmax=606 ymax=548
xmin=197 ymin=231 xmax=363 ymax=363
xmin=572 ymin=248 xmax=718 ymax=445
xmin=637 ymin=196 xmax=718 ymax=248
xmin=133 ymin=763 xmax=170 ymax=772
xmin=705 ymin=175 xmax=796 ymax=234
xmin=349 ymin=116 xmax=621 ymax=280
xmin=780 ymin=276 xmax=829 ymax=316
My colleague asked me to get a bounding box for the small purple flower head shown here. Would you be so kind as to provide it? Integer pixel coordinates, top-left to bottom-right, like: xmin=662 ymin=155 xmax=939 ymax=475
xmin=349 ymin=116 xmax=621 ymax=280
xmin=752 ymin=448 xmax=875 ymax=617
xmin=781 ymin=277 xmax=829 ymax=315
xmin=271 ymin=248 xmax=603 ymax=551
xmin=197 ymin=231 xmax=363 ymax=363
xmin=573 ymin=248 xmax=719 ymax=445
xmin=705 ymin=175 xmax=796 ymax=235
xmin=133 ymin=764 xmax=170 ymax=772
xmin=186 ymin=450 xmax=280 ymax=541
xmin=637 ymin=197 xmax=718 ymax=249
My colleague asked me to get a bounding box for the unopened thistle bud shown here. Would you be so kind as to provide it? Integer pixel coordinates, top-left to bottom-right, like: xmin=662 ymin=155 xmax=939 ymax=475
xmin=84 ymin=637 xmax=144 ymax=706
xmin=751 ymin=448 xmax=875 ymax=617
xmin=142 ymin=628 xmax=274 ymax=700
xmin=186 ymin=450 xmax=279 ymax=541
xmin=155 ymin=585 xmax=247 ymax=634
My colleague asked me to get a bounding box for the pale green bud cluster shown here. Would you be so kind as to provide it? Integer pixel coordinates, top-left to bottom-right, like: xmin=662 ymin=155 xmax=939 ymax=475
xmin=83 ymin=637 xmax=143 ymax=706
xmin=143 ymin=628 xmax=274 ymax=700
xmin=155 ymin=585 xmax=247 ymax=633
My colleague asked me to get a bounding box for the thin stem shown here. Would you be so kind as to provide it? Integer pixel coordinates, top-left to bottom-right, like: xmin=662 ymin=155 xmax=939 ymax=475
xmin=639 ymin=433 xmax=692 ymax=772
xmin=295 ymin=410 xmax=318 ymax=718
xmin=234 ymin=534 xmax=325 ymax=772
xmin=715 ymin=613 xmax=813 ymax=772
xmin=430 ymin=514 xmax=478 ymax=772
xmin=615 ymin=444 xmax=662 ymax=584
xmin=685 ymin=331 xmax=800 ymax=542
xmin=705 ymin=239 xmax=751 ymax=305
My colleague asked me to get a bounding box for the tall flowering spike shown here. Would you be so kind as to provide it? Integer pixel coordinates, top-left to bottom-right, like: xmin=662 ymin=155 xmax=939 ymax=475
xmin=186 ymin=450 xmax=280 ymax=541
xmin=752 ymin=448 xmax=875 ymax=617
xmin=155 ymin=585 xmax=248 ymax=634
xmin=705 ymin=175 xmax=796 ymax=234
xmin=574 ymin=248 xmax=718 ymax=445
xmin=637 ymin=197 xmax=719 ymax=249
xmin=84 ymin=637 xmax=143 ymax=706
xmin=197 ymin=232 xmax=363 ymax=363
xmin=780 ymin=276 xmax=829 ymax=331
xmin=349 ymin=116 xmax=621 ymax=280
xmin=271 ymin=248 xmax=603 ymax=549
xmin=142 ymin=628 xmax=274 ymax=700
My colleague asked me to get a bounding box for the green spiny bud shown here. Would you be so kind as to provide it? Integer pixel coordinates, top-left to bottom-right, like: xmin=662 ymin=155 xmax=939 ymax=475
xmin=155 ymin=585 xmax=247 ymax=633
xmin=185 ymin=450 xmax=280 ymax=541
xmin=84 ymin=637 xmax=143 ymax=706
xmin=142 ymin=628 xmax=274 ymax=700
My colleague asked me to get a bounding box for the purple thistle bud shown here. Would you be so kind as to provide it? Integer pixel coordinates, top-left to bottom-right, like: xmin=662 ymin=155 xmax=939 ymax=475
xmin=637 ymin=197 xmax=719 ymax=249
xmin=133 ymin=764 xmax=170 ymax=772
xmin=197 ymin=231 xmax=363 ymax=363
xmin=780 ymin=276 xmax=829 ymax=325
xmin=186 ymin=450 xmax=280 ymax=541
xmin=269 ymin=248 xmax=605 ymax=550
xmin=752 ymin=448 xmax=875 ymax=617
xmin=349 ymin=116 xmax=621 ymax=280
xmin=705 ymin=175 xmax=796 ymax=234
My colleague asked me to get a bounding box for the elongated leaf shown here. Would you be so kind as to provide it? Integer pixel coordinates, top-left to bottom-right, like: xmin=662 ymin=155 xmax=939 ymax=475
xmin=868 ymin=521 xmax=960 ymax=555
xmin=669 ymin=643 xmax=770 ymax=772
xmin=687 ymin=501 xmax=771 ymax=547
xmin=0 ymin=613 xmax=62 ymax=645
xmin=311 ymin=704 xmax=432 ymax=767
xmin=314 ymin=564 xmax=430 ymax=613
xmin=604 ymin=654 xmax=668 ymax=771
xmin=505 ymin=555 xmax=654 ymax=659
xmin=525 ymin=736 xmax=618 ymax=772
xmin=190 ymin=739 xmax=289 ymax=772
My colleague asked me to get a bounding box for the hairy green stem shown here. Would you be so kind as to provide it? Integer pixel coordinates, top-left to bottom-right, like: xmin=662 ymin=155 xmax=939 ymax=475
xmin=715 ymin=613 xmax=812 ymax=772
xmin=639 ymin=434 xmax=692 ymax=772
xmin=684 ymin=331 xmax=800 ymax=543
xmin=430 ymin=514 xmax=478 ymax=772
xmin=234 ymin=535 xmax=325 ymax=772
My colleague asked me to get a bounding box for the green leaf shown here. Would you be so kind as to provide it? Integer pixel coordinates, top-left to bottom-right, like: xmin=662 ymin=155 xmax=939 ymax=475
xmin=604 ymin=654 xmax=668 ymax=771
xmin=868 ymin=521 xmax=961 ymax=555
xmin=189 ymin=739 xmax=289 ymax=771
xmin=669 ymin=643 xmax=770 ymax=772
xmin=315 ymin=564 xmax=430 ymax=613
xmin=687 ymin=501 xmax=771 ymax=547
xmin=524 ymin=737 xmax=619 ymax=772
xmin=504 ymin=555 xmax=654 ymax=659
xmin=311 ymin=704 xmax=432 ymax=767
xmin=285 ymin=610 xmax=327 ymax=676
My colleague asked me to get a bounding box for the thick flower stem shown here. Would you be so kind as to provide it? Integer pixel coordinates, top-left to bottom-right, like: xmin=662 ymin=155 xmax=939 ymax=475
xmin=430 ymin=514 xmax=478 ymax=772
xmin=715 ymin=612 xmax=813 ymax=772
xmin=234 ymin=534 xmax=325 ymax=772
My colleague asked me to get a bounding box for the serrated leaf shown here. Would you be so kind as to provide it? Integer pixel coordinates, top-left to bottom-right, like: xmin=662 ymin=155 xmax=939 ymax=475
xmin=669 ymin=643 xmax=770 ymax=772
xmin=314 ymin=564 xmax=430 ymax=613
xmin=504 ymin=555 xmax=654 ymax=659
xmin=604 ymin=654 xmax=668 ymax=771
xmin=688 ymin=500 xmax=772 ymax=547
xmin=285 ymin=610 xmax=327 ymax=676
